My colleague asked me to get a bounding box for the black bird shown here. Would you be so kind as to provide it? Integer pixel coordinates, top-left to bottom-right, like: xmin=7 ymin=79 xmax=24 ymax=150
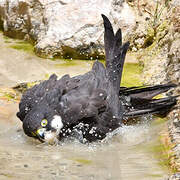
xmin=17 ymin=15 xmax=178 ymax=144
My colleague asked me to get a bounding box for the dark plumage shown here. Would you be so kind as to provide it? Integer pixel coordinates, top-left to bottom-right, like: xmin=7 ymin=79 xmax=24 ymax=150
xmin=17 ymin=15 xmax=178 ymax=144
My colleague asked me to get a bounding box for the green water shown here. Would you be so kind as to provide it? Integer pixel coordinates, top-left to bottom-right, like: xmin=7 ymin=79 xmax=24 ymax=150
xmin=55 ymin=59 xmax=142 ymax=87
xmin=0 ymin=32 xmax=169 ymax=180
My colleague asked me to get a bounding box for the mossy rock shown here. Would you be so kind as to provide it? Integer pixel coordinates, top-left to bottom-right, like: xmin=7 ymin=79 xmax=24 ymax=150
xmin=0 ymin=19 xmax=3 ymax=31
xmin=0 ymin=88 xmax=20 ymax=102
xmin=156 ymin=21 xmax=169 ymax=42
xmin=35 ymin=44 xmax=105 ymax=60
xmin=142 ymin=27 xmax=155 ymax=48
xmin=144 ymin=132 xmax=177 ymax=173
xmin=13 ymin=81 xmax=41 ymax=93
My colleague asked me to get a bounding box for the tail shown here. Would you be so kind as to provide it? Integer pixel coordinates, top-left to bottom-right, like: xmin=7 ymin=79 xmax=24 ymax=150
xmin=121 ymin=83 xmax=179 ymax=118
xmin=124 ymin=96 xmax=178 ymax=117
xmin=102 ymin=14 xmax=129 ymax=93
xmin=120 ymin=83 xmax=177 ymax=99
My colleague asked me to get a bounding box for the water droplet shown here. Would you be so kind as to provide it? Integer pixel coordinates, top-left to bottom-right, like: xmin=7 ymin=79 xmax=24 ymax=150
xmin=99 ymin=93 xmax=103 ymax=96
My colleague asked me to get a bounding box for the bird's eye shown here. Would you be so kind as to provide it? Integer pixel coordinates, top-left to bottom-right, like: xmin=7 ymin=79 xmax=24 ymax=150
xmin=41 ymin=119 xmax=48 ymax=127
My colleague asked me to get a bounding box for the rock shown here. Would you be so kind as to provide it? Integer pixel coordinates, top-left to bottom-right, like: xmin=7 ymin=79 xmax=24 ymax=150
xmin=171 ymin=0 xmax=180 ymax=6
xmin=168 ymin=173 xmax=180 ymax=180
xmin=0 ymin=0 xmax=136 ymax=59
xmin=166 ymin=37 xmax=180 ymax=83
xmin=137 ymin=2 xmax=180 ymax=174
xmin=127 ymin=1 xmax=180 ymax=175
xmin=167 ymin=30 xmax=180 ymax=172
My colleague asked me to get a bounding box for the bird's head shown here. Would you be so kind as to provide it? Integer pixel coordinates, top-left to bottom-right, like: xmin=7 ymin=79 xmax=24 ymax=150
xmin=22 ymin=104 xmax=64 ymax=144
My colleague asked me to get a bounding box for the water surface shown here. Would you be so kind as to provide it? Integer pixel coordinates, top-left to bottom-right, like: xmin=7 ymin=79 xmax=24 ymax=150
xmin=0 ymin=32 xmax=169 ymax=180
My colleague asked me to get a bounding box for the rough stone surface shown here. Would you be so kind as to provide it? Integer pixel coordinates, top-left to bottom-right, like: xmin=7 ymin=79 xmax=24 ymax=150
xmin=125 ymin=0 xmax=180 ymax=176
xmin=0 ymin=0 xmax=136 ymax=59
xmin=167 ymin=30 xmax=180 ymax=172
xmin=167 ymin=173 xmax=180 ymax=180
xmin=131 ymin=0 xmax=180 ymax=175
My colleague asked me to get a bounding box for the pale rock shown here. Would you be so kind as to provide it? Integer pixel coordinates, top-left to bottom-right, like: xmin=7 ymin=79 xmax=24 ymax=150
xmin=0 ymin=0 xmax=136 ymax=59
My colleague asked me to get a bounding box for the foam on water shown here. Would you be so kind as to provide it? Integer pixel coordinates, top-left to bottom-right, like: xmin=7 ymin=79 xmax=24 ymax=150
xmin=0 ymin=103 xmax=169 ymax=180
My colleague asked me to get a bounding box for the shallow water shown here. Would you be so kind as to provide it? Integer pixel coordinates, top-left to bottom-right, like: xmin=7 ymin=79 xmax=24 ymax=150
xmin=0 ymin=105 xmax=168 ymax=180
xmin=0 ymin=32 xmax=169 ymax=180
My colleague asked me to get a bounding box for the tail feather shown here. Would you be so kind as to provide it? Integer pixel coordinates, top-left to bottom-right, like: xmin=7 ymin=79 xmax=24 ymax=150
xmin=102 ymin=14 xmax=129 ymax=92
xmin=120 ymin=83 xmax=177 ymax=99
xmin=114 ymin=29 xmax=122 ymax=50
xmin=118 ymin=42 xmax=130 ymax=86
xmin=121 ymin=84 xmax=179 ymax=118
xmin=124 ymin=96 xmax=178 ymax=117
xmin=101 ymin=14 xmax=178 ymax=121
xmin=102 ymin=14 xmax=116 ymax=61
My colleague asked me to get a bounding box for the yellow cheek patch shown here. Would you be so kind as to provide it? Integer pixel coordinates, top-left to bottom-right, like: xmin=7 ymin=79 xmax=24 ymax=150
xmin=41 ymin=119 xmax=48 ymax=127
xmin=31 ymin=132 xmax=36 ymax=137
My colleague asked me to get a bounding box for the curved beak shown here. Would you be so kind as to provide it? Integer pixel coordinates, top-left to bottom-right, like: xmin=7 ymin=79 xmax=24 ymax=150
xmin=36 ymin=128 xmax=59 ymax=145
xmin=36 ymin=128 xmax=46 ymax=141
